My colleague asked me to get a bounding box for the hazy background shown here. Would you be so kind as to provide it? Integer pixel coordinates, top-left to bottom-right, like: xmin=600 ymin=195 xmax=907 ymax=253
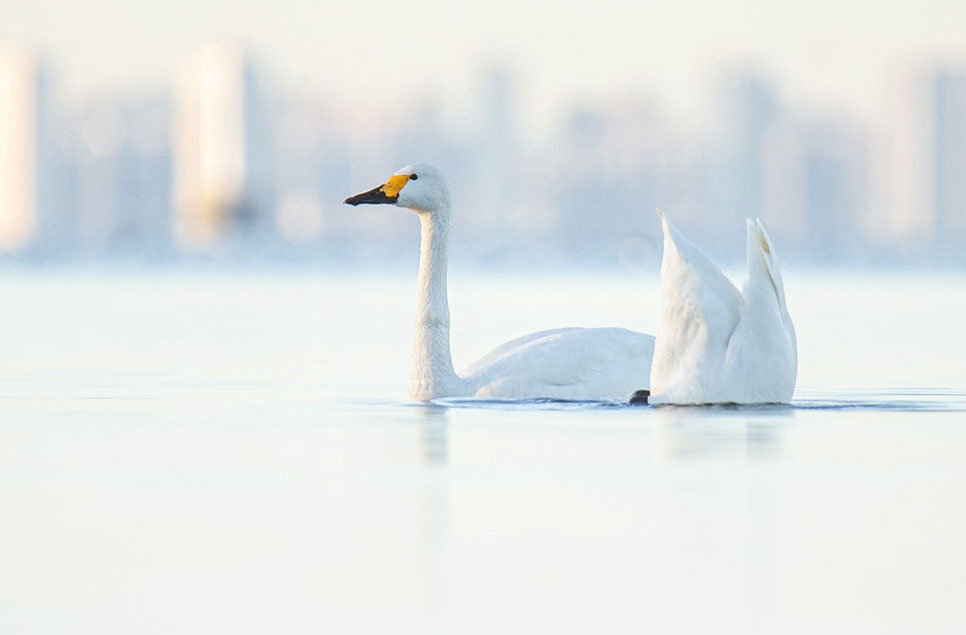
xmin=2 ymin=0 xmax=965 ymax=266
xmin=3 ymin=7 xmax=966 ymax=632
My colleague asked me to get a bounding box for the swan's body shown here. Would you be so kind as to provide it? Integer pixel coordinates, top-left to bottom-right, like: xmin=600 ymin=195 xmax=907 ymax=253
xmin=649 ymin=212 xmax=797 ymax=405
xmin=345 ymin=163 xmax=655 ymax=402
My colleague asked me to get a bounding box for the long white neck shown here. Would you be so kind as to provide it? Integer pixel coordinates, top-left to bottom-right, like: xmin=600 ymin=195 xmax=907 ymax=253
xmin=409 ymin=204 xmax=462 ymax=400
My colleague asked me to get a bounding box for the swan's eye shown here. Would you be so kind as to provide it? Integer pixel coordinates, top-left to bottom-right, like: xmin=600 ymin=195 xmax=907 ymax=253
xmin=410 ymin=174 xmax=418 ymax=181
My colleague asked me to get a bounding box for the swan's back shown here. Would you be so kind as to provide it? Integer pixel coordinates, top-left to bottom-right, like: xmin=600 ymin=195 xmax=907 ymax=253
xmin=461 ymin=327 xmax=655 ymax=402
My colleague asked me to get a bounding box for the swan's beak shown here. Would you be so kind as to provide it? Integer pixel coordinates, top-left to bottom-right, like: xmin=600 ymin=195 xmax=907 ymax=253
xmin=344 ymin=185 xmax=396 ymax=206
xmin=344 ymin=174 xmax=411 ymax=206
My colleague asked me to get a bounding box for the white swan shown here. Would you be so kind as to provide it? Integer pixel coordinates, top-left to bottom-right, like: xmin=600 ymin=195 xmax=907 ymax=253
xmin=649 ymin=211 xmax=797 ymax=405
xmin=344 ymin=163 xmax=655 ymax=402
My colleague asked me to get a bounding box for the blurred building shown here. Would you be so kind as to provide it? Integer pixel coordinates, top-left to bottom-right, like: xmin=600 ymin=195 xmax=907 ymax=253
xmin=761 ymin=116 xmax=870 ymax=261
xmin=61 ymin=98 xmax=172 ymax=254
xmin=705 ymin=70 xmax=782 ymax=256
xmin=933 ymin=69 xmax=966 ymax=257
xmin=474 ymin=64 xmax=519 ymax=240
xmin=172 ymin=42 xmax=275 ymax=250
xmin=0 ymin=45 xmax=42 ymax=252
xmin=272 ymin=94 xmax=359 ymax=250
xmin=874 ymin=65 xmax=966 ymax=259
xmin=874 ymin=69 xmax=936 ymax=253
xmin=549 ymin=98 xmax=669 ymax=264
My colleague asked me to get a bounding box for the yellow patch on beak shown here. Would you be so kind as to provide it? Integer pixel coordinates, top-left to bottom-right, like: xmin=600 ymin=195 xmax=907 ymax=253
xmin=380 ymin=174 xmax=411 ymax=199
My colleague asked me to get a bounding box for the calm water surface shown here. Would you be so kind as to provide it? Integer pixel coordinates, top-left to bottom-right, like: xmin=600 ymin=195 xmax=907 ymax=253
xmin=1 ymin=268 xmax=964 ymax=634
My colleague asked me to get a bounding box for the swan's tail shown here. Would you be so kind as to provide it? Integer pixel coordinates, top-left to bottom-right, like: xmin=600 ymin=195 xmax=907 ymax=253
xmin=746 ymin=218 xmax=789 ymax=319
xmin=655 ymin=209 xmax=742 ymax=333
xmin=656 ymin=209 xmax=712 ymax=275
xmin=657 ymin=209 xmax=736 ymax=291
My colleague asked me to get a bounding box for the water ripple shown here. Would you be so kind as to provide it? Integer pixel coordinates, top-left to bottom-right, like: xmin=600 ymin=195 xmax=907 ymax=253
xmin=412 ymin=389 xmax=966 ymax=413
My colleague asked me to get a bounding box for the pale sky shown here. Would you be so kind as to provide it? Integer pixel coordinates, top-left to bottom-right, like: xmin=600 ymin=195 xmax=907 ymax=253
xmin=3 ymin=0 xmax=966 ymax=129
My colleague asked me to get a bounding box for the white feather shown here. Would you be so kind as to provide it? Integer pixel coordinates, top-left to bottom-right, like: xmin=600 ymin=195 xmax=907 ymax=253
xmin=461 ymin=327 xmax=655 ymax=401
xmin=649 ymin=211 xmax=797 ymax=404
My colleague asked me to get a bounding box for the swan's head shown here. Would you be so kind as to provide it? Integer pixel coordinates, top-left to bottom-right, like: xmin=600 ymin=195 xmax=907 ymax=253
xmin=344 ymin=163 xmax=450 ymax=215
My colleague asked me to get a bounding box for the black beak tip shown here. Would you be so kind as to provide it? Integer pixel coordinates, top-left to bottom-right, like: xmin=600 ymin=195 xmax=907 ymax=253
xmin=343 ymin=187 xmax=396 ymax=207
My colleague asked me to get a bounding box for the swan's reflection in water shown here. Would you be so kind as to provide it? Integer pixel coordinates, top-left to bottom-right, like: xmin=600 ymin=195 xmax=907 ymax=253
xmin=412 ymin=400 xmax=792 ymax=466
xmin=415 ymin=404 xmax=449 ymax=466
xmin=650 ymin=405 xmax=792 ymax=461
xmin=412 ymin=404 xmax=449 ymax=634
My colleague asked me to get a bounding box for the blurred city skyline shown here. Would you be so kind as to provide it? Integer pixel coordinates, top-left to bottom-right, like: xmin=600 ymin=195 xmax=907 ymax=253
xmin=1 ymin=34 xmax=965 ymax=266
